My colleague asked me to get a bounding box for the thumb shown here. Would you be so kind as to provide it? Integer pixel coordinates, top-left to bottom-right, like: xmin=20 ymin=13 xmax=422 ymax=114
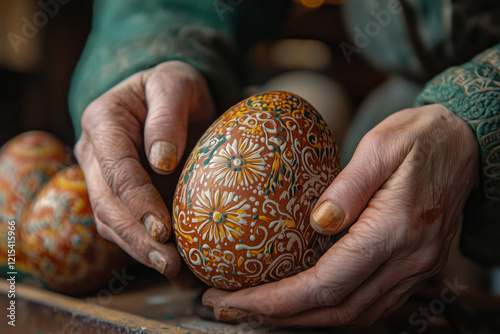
xmin=310 ymin=131 xmax=405 ymax=235
xmin=144 ymin=61 xmax=215 ymax=175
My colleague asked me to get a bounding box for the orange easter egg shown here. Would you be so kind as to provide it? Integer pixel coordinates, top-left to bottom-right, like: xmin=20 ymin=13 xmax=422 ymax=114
xmin=173 ymin=91 xmax=341 ymax=290
xmin=20 ymin=165 xmax=130 ymax=295
xmin=0 ymin=131 xmax=73 ymax=277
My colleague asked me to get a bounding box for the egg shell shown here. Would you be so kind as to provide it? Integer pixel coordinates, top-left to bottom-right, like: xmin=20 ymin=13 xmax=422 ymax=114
xmin=0 ymin=131 xmax=73 ymax=277
xmin=20 ymin=165 xmax=130 ymax=295
xmin=173 ymin=91 xmax=341 ymax=290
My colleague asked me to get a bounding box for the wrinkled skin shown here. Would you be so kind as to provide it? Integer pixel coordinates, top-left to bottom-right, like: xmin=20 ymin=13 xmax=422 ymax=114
xmin=202 ymin=104 xmax=480 ymax=327
xmin=75 ymin=61 xmax=216 ymax=278
xmin=76 ymin=59 xmax=480 ymax=326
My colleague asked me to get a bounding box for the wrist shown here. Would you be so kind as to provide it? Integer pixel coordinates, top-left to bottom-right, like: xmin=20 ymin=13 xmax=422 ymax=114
xmin=433 ymin=103 xmax=481 ymax=190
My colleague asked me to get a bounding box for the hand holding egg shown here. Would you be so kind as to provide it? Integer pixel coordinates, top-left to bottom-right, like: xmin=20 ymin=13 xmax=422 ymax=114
xmin=203 ymin=104 xmax=479 ymax=327
xmin=74 ymin=61 xmax=216 ymax=278
xmin=173 ymin=91 xmax=341 ymax=290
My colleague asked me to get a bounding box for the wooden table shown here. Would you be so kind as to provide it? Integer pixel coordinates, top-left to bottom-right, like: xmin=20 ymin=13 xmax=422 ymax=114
xmin=1 ymin=265 xmax=499 ymax=334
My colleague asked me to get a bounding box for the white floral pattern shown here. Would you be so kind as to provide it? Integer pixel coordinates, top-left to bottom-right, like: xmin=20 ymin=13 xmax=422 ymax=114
xmin=192 ymin=189 xmax=251 ymax=244
xmin=173 ymin=91 xmax=340 ymax=290
xmin=207 ymin=138 xmax=266 ymax=187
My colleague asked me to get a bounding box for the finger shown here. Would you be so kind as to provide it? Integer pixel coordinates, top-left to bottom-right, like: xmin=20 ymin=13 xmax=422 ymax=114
xmin=340 ymin=277 xmax=425 ymax=327
xmin=203 ymin=246 xmax=412 ymax=324
xmin=310 ymin=115 xmax=414 ymax=236
xmin=202 ymin=228 xmax=391 ymax=320
xmin=280 ymin=201 xmax=440 ymax=326
xmin=202 ymin=182 xmax=436 ymax=323
xmin=76 ymin=140 xmax=180 ymax=277
xmin=95 ymin=220 xmax=181 ymax=278
xmin=290 ymin=180 xmax=444 ymax=325
xmin=280 ymin=262 xmax=413 ymax=326
xmin=260 ymin=277 xmax=422 ymax=327
xmin=341 ymin=280 xmax=425 ymax=328
xmin=203 ymin=270 xmax=325 ymax=321
xmin=217 ymin=234 xmax=433 ymax=327
xmin=144 ymin=61 xmax=215 ymax=175
xmin=376 ymin=281 xmax=426 ymax=320
xmin=80 ymin=105 xmax=171 ymax=242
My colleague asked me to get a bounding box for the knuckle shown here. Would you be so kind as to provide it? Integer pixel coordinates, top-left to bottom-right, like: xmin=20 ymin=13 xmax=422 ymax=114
xmin=338 ymin=229 xmax=389 ymax=263
xmin=413 ymin=245 xmax=442 ymax=274
xmin=82 ymin=97 xmax=138 ymax=135
xmin=81 ymin=99 xmax=107 ymax=130
xmin=114 ymin=223 xmax=149 ymax=251
xmin=154 ymin=61 xmax=197 ymax=81
xmin=314 ymin=285 xmax=345 ymax=306
xmin=148 ymin=65 xmax=198 ymax=99
xmin=259 ymin=296 xmax=278 ymax=315
xmin=101 ymin=158 xmax=128 ymax=192
xmin=146 ymin=107 xmax=182 ymax=133
xmin=92 ymin=118 xmax=122 ymax=143
xmin=94 ymin=204 xmax=149 ymax=253
xmin=150 ymin=68 xmax=191 ymax=89
xmin=328 ymin=307 xmax=360 ymax=326
xmin=360 ymin=128 xmax=394 ymax=150
xmin=85 ymin=171 xmax=150 ymax=253
xmin=101 ymin=158 xmax=143 ymax=197
xmin=166 ymin=69 xmax=193 ymax=86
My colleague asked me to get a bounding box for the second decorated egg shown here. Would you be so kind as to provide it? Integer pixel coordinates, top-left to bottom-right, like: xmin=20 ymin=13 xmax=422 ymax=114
xmin=20 ymin=165 xmax=131 ymax=295
xmin=173 ymin=91 xmax=341 ymax=290
xmin=0 ymin=131 xmax=73 ymax=278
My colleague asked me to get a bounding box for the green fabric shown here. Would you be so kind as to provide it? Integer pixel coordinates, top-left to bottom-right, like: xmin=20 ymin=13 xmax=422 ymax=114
xmin=344 ymin=0 xmax=500 ymax=265
xmin=344 ymin=0 xmax=500 ymax=80
xmin=343 ymin=0 xmax=438 ymax=79
xmin=415 ymin=45 xmax=500 ymax=266
xmin=68 ymin=0 xmax=288 ymax=138
xmin=69 ymin=0 xmax=500 ymax=265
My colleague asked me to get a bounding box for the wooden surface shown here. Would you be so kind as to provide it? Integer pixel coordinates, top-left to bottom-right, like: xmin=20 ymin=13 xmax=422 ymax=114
xmin=0 ymin=279 xmax=203 ymax=334
xmin=1 ymin=267 xmax=500 ymax=334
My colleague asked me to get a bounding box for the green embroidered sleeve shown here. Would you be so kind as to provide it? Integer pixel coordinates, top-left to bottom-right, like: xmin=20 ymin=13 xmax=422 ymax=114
xmin=415 ymin=45 xmax=500 ymax=266
xmin=68 ymin=0 xmax=288 ymax=138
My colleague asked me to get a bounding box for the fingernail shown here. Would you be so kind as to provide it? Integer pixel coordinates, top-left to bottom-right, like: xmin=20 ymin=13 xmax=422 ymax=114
xmin=149 ymin=141 xmax=177 ymax=174
xmin=148 ymin=250 xmax=168 ymax=274
xmin=312 ymin=201 xmax=345 ymax=234
xmin=218 ymin=307 xmax=252 ymax=321
xmin=143 ymin=213 xmax=169 ymax=243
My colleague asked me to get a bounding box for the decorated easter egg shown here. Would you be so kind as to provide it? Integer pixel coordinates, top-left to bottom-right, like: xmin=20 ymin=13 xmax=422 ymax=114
xmin=20 ymin=165 xmax=130 ymax=295
xmin=0 ymin=131 xmax=73 ymax=277
xmin=173 ymin=91 xmax=341 ymax=290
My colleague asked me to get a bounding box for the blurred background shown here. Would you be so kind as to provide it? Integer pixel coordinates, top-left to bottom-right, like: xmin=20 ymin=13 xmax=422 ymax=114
xmin=0 ymin=0 xmax=495 ymax=301
xmin=2 ymin=1 xmax=500 ymax=333
xmin=0 ymin=0 xmax=387 ymax=148
xmin=0 ymin=0 xmax=92 ymax=146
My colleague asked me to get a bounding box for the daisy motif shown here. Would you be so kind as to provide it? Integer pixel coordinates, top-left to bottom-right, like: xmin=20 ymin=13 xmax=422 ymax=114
xmin=207 ymin=138 xmax=266 ymax=187
xmin=192 ymin=189 xmax=251 ymax=244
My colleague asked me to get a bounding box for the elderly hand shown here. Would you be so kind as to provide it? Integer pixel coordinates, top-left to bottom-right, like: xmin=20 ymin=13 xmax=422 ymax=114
xmin=202 ymin=104 xmax=479 ymax=326
xmin=75 ymin=61 xmax=216 ymax=277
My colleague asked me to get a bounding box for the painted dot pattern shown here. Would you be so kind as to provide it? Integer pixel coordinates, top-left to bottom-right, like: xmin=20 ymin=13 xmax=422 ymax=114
xmin=173 ymin=91 xmax=341 ymax=290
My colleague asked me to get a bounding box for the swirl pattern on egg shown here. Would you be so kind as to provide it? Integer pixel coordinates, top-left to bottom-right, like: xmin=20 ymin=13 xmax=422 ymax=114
xmin=173 ymin=91 xmax=341 ymax=290
xmin=20 ymin=165 xmax=130 ymax=294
